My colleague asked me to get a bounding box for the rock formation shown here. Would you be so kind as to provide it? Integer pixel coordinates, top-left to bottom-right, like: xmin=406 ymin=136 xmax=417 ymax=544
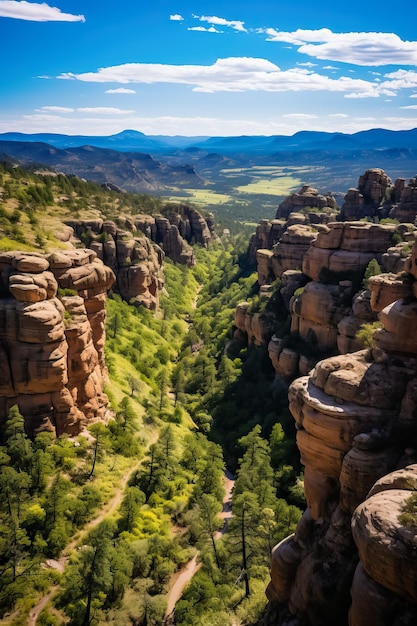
xmin=389 ymin=175 xmax=417 ymax=223
xmin=276 ymin=185 xmax=336 ymax=220
xmin=68 ymin=205 xmax=214 ymax=305
xmin=68 ymin=219 xmax=164 ymax=309
xmin=0 ymin=249 xmax=115 ymax=437
xmin=265 ymin=234 xmax=417 ymax=625
xmin=339 ymin=169 xmax=393 ymax=221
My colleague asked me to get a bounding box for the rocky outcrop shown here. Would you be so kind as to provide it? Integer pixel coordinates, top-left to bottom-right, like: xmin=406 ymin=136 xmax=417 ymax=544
xmin=390 ymin=175 xmax=417 ymax=223
xmin=302 ymin=221 xmax=396 ymax=283
xmin=276 ymin=185 xmax=336 ymax=220
xmin=349 ymin=465 xmax=417 ymax=625
xmin=234 ymin=301 xmax=276 ymax=347
xmin=0 ymin=249 xmax=115 ymax=437
xmin=265 ymin=236 xmax=417 ymax=625
xmin=249 ymin=220 xmax=287 ymax=259
xmin=68 ymin=219 xmax=164 ymax=309
xmin=340 ymin=169 xmax=393 ymax=221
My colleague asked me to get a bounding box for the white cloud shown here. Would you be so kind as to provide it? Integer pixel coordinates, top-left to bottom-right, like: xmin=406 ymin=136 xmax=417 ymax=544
xmin=263 ymin=28 xmax=417 ymax=67
xmin=188 ymin=26 xmax=220 ymax=33
xmin=282 ymin=113 xmax=317 ymax=119
xmin=197 ymin=14 xmax=247 ymax=33
xmin=382 ymin=69 xmax=417 ymax=89
xmin=57 ymin=56 xmax=385 ymax=97
xmin=323 ymin=65 xmax=339 ymax=70
xmin=344 ymin=91 xmax=379 ymax=98
xmin=169 ymin=14 xmax=183 ymax=21
xmin=38 ymin=105 xmax=74 ymax=112
xmin=297 ymin=61 xmax=317 ymax=67
xmin=76 ymin=107 xmax=134 ymax=114
xmin=329 ymin=113 xmax=349 ymax=118
xmin=105 ymin=88 xmax=136 ymax=94
xmin=0 ymin=0 xmax=85 ymax=22
xmin=400 ymin=105 xmax=417 ymax=109
xmin=410 ymin=93 xmax=417 ymax=98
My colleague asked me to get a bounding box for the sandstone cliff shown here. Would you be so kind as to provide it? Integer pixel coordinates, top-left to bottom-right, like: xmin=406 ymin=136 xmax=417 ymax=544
xmin=264 ymin=235 xmax=417 ymax=625
xmin=0 ymin=249 xmax=115 ymax=436
xmin=276 ymin=185 xmax=337 ymax=220
xmin=339 ymin=168 xmax=393 ymax=221
xmin=68 ymin=219 xmax=164 ymax=309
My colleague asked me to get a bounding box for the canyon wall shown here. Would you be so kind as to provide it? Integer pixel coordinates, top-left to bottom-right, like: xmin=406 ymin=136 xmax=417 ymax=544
xmin=241 ymin=170 xmax=417 ymax=380
xmin=67 ymin=205 xmax=214 ymax=307
xmin=264 ymin=235 xmax=417 ymax=625
xmin=0 ymin=249 xmax=115 ymax=437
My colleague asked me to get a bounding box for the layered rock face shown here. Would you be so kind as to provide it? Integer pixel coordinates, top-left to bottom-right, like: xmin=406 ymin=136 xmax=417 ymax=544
xmin=265 ymin=237 xmax=417 ymax=625
xmin=390 ymin=175 xmax=417 ymax=223
xmin=276 ymin=185 xmax=336 ymax=220
xmin=340 ymin=169 xmax=393 ymax=221
xmin=68 ymin=219 xmax=164 ymax=309
xmin=0 ymin=249 xmax=115 ymax=436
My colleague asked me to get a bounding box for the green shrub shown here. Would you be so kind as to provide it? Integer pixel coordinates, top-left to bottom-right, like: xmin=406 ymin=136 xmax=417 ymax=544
xmin=398 ymin=491 xmax=417 ymax=530
xmin=363 ymin=258 xmax=381 ymax=288
xmin=355 ymin=321 xmax=383 ymax=349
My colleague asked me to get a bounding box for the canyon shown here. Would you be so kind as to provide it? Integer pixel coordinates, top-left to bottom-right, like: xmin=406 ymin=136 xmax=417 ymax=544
xmin=1 ymin=163 xmax=417 ymax=624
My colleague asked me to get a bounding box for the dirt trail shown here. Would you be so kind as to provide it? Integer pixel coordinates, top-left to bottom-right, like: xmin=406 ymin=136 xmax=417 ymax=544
xmin=23 ymin=460 xmax=141 ymax=626
xmin=164 ymin=471 xmax=235 ymax=618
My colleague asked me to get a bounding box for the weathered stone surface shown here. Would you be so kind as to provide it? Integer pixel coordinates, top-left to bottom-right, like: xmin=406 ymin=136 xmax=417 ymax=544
xmin=368 ymin=273 xmax=412 ymax=312
xmin=352 ymin=466 xmax=417 ymax=604
xmin=376 ymin=299 xmax=417 ymax=354
xmin=276 ymin=185 xmax=336 ymax=220
xmin=266 ymin=231 xmax=417 ymax=625
xmin=257 ymin=249 xmax=275 ymax=285
xmin=303 ymin=222 xmax=395 ymax=282
xmin=340 ymin=169 xmax=393 ymax=221
xmin=267 ymin=535 xmax=302 ymax=602
xmin=235 ymin=301 xmax=250 ymax=334
xmin=390 ymin=175 xmax=417 ymax=223
xmin=249 ymin=219 xmax=286 ymax=258
xmin=66 ymin=220 xmax=163 ymax=308
xmin=271 ymin=225 xmax=317 ymax=278
xmin=0 ymin=250 xmax=115 ymax=436
xmin=349 ymin=563 xmax=417 ymax=626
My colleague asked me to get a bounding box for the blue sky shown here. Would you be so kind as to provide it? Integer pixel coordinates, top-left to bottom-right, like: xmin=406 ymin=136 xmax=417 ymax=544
xmin=1 ymin=0 xmax=417 ymax=136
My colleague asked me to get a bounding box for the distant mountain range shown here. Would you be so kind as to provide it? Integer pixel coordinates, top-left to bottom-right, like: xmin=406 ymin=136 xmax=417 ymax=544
xmin=0 ymin=140 xmax=205 ymax=193
xmin=1 ymin=127 xmax=417 ymax=154
xmin=0 ymin=128 xmax=416 ymax=196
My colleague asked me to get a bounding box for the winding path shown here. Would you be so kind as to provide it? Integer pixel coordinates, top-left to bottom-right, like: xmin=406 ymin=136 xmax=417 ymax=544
xmin=164 ymin=471 xmax=235 ymax=619
xmin=25 ymin=460 xmax=141 ymax=626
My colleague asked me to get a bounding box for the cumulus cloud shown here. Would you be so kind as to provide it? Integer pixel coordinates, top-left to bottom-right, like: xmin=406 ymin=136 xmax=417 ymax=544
xmin=0 ymin=1 xmax=85 ymax=22
xmin=188 ymin=26 xmax=220 ymax=33
xmin=105 ymin=88 xmax=136 ymax=94
xmin=58 ymin=56 xmax=386 ymax=97
xmin=382 ymin=69 xmax=417 ymax=89
xmin=197 ymin=14 xmax=247 ymax=32
xmin=263 ymin=28 xmax=417 ymax=67
xmin=169 ymin=14 xmax=183 ymax=21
